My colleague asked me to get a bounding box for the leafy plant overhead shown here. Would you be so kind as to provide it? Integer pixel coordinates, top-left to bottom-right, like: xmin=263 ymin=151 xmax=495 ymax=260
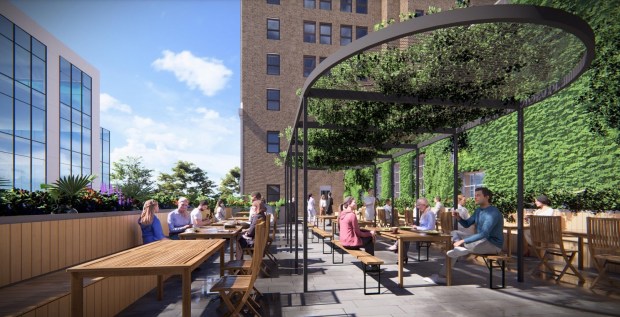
xmin=281 ymin=4 xmax=588 ymax=170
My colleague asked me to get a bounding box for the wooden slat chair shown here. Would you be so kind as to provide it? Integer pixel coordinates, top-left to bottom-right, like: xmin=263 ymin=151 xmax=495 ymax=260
xmin=211 ymin=220 xmax=267 ymax=316
xmin=404 ymin=208 xmax=414 ymax=226
xmin=377 ymin=208 xmax=387 ymax=227
xmin=239 ymin=214 xmax=272 ymax=276
xmin=264 ymin=216 xmax=278 ymax=266
xmin=587 ymin=217 xmax=620 ymax=289
xmin=529 ymin=216 xmax=584 ymax=282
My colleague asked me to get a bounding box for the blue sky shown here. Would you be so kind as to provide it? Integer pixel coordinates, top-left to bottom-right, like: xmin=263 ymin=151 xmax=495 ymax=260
xmin=12 ymin=0 xmax=241 ymax=184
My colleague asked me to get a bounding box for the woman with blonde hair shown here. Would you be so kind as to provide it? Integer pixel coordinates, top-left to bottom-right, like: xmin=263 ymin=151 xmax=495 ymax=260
xmin=138 ymin=199 xmax=166 ymax=244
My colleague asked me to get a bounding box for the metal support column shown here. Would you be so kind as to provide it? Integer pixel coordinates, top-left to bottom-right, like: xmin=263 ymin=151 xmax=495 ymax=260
xmin=415 ymin=148 xmax=420 ymax=226
xmin=302 ymin=97 xmax=309 ymax=292
xmin=294 ymin=129 xmax=299 ymax=273
xmin=390 ymin=158 xmax=395 ymax=227
xmin=453 ymin=133 xmax=459 ymax=230
xmin=517 ymin=105 xmax=525 ymax=282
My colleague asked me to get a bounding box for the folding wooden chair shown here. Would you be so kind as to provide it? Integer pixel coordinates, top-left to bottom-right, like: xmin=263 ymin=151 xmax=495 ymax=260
xmin=587 ymin=217 xmax=620 ymax=289
xmin=211 ymin=220 xmax=267 ymax=316
xmin=240 ymin=214 xmax=271 ymax=276
xmin=439 ymin=211 xmax=453 ymax=235
xmin=264 ymin=216 xmax=278 ymax=266
xmin=529 ymin=216 xmax=584 ymax=282
xmin=404 ymin=208 xmax=414 ymax=226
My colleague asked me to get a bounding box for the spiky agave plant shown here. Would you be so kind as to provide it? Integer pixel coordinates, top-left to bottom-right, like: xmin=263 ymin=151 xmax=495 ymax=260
xmin=41 ymin=175 xmax=97 ymax=212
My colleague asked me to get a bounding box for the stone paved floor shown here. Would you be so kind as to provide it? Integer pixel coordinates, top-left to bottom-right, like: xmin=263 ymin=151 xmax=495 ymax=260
xmin=118 ymin=224 xmax=620 ymax=316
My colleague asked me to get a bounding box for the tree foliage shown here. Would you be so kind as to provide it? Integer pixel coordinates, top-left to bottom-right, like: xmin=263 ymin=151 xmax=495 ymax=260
xmin=157 ymin=161 xmax=215 ymax=202
xmin=111 ymin=156 xmax=154 ymax=203
xmin=218 ymin=166 xmax=241 ymax=199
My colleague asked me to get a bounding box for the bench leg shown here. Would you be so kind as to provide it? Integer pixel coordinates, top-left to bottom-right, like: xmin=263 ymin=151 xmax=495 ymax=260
xmin=332 ymin=245 xmax=344 ymax=264
xmin=484 ymin=258 xmax=506 ymax=289
xmin=322 ymin=237 xmax=332 ymax=254
xmin=363 ymin=264 xmax=381 ymax=295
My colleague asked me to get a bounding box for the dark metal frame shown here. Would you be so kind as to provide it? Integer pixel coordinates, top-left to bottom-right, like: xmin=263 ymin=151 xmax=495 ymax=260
xmin=282 ymin=4 xmax=595 ymax=292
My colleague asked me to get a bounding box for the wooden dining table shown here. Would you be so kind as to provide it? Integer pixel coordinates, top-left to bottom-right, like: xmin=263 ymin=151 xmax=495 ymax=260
xmin=67 ymin=239 xmax=225 ymax=317
xmin=179 ymin=226 xmax=243 ymax=263
xmin=374 ymin=228 xmax=453 ymax=287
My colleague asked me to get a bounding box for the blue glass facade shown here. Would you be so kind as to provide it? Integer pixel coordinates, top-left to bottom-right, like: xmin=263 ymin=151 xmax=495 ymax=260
xmin=0 ymin=13 xmax=47 ymax=190
xmin=100 ymin=127 xmax=110 ymax=190
xmin=59 ymin=56 xmax=92 ymax=179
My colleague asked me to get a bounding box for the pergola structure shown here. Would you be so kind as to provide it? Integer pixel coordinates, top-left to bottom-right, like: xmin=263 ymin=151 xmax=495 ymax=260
xmin=282 ymin=4 xmax=595 ymax=292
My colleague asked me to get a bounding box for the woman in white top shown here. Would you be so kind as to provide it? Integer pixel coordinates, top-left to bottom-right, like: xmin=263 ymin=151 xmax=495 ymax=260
xmin=363 ymin=189 xmax=376 ymax=221
xmin=307 ymin=194 xmax=316 ymax=223
xmin=533 ymin=195 xmax=554 ymax=216
xmin=319 ymin=194 xmax=327 ymax=217
xmin=214 ymin=199 xmax=226 ymax=222
xmin=450 ymin=195 xmax=475 ymax=242
xmin=525 ymin=194 xmax=555 ymax=246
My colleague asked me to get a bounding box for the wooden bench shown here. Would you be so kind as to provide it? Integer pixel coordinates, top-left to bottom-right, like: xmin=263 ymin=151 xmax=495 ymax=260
xmin=311 ymin=227 xmax=334 ymax=254
xmin=331 ymin=240 xmax=384 ymax=294
xmin=478 ymin=254 xmax=511 ymax=289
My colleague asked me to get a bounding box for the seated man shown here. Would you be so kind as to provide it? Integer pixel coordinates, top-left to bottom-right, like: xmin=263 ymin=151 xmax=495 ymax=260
xmin=190 ymin=200 xmax=213 ymax=227
xmin=339 ymin=196 xmax=379 ymax=273
xmin=429 ymin=187 xmax=503 ymax=284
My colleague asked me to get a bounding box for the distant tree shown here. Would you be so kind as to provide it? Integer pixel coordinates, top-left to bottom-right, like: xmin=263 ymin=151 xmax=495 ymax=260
xmin=218 ymin=166 xmax=240 ymax=199
xmin=158 ymin=161 xmax=215 ymax=202
xmin=111 ymin=156 xmax=154 ymax=203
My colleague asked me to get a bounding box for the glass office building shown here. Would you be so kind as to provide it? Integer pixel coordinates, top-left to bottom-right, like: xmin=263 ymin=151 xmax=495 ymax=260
xmin=0 ymin=3 xmax=108 ymax=191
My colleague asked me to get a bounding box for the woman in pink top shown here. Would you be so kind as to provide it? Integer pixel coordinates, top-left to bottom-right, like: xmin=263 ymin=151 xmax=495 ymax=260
xmin=339 ymin=197 xmax=377 ymax=259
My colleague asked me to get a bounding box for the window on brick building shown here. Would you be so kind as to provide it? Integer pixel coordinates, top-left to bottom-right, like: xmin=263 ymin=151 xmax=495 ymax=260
xmin=356 ymin=26 xmax=368 ymax=39
xmin=340 ymin=25 xmax=352 ymax=46
xmin=303 ymin=55 xmax=316 ymax=77
xmin=319 ymin=23 xmax=332 ymax=44
xmin=267 ymin=184 xmax=280 ymax=203
xmin=415 ymin=9 xmax=425 ymax=17
xmin=356 ymin=0 xmax=368 ymax=14
xmin=267 ymin=0 xmax=280 ymax=5
xmin=267 ymin=89 xmax=280 ymax=111
xmin=303 ymin=21 xmax=316 ymax=43
xmin=267 ymin=54 xmax=280 ymax=75
xmin=267 ymin=18 xmax=280 ymax=40
xmin=393 ymin=163 xmax=401 ymax=198
xmin=267 ymin=131 xmax=280 ymax=153
xmin=462 ymin=171 xmax=485 ymax=198
xmin=319 ymin=0 xmax=331 ymax=10
xmin=341 ymin=0 xmax=352 ymax=12
xmin=304 ymin=0 xmax=315 ymax=9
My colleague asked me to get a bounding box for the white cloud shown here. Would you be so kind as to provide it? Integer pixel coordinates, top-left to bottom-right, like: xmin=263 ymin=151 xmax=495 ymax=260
xmin=100 ymin=93 xmax=132 ymax=113
xmin=152 ymin=50 xmax=233 ymax=97
xmin=100 ymin=94 xmax=239 ymax=184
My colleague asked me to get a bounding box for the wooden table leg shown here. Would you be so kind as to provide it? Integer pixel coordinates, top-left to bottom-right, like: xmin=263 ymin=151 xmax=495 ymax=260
xmin=445 ymin=238 xmax=452 ymax=286
xmin=229 ymin=238 xmax=234 ymax=261
xmin=577 ymin=236 xmax=583 ymax=270
xmin=398 ymin=239 xmax=404 ymax=287
xmin=70 ymin=273 xmax=84 ymax=317
xmin=220 ymin=245 xmax=225 ymax=276
xmin=506 ymin=228 xmax=513 ymax=258
xmin=182 ymin=269 xmax=191 ymax=317
xmin=157 ymin=275 xmax=164 ymax=300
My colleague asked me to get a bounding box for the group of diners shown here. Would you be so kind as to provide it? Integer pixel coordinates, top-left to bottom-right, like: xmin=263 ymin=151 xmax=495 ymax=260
xmin=137 ymin=192 xmax=272 ymax=261
xmin=331 ymin=187 xmax=555 ymax=283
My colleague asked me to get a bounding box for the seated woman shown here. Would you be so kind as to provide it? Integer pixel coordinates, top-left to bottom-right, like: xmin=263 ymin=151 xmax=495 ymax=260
xmin=339 ymin=196 xmax=379 ymax=272
xmin=236 ymin=199 xmax=267 ymax=260
xmin=214 ymin=199 xmax=226 ymax=222
xmin=524 ymin=195 xmax=555 ymax=246
xmin=138 ymin=199 xmax=167 ymax=244
xmin=190 ymin=200 xmax=213 ymax=226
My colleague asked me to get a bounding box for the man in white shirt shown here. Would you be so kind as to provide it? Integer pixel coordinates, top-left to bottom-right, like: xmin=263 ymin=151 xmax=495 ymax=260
xmin=190 ymin=200 xmax=212 ymax=226
xmin=363 ymin=189 xmax=376 ymax=222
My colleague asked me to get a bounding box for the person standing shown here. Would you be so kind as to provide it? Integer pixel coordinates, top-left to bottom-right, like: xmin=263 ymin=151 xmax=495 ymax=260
xmin=307 ymin=194 xmax=316 ymax=224
xmin=167 ymin=197 xmax=192 ymax=239
xmin=138 ymin=199 xmax=167 ymax=244
xmin=383 ymin=199 xmax=393 ymax=226
xmin=326 ymin=192 xmax=334 ymax=226
xmin=363 ymin=189 xmax=376 ymax=222
xmin=319 ymin=194 xmax=327 ymax=217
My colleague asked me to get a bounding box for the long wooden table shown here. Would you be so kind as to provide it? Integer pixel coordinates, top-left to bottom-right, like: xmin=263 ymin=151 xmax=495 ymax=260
xmin=67 ymin=239 xmax=225 ymax=317
xmin=179 ymin=226 xmax=242 ymax=262
xmin=376 ymin=229 xmax=453 ymax=287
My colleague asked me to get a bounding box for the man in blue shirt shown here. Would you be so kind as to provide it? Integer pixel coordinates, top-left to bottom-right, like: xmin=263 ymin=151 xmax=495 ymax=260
xmin=449 ymin=187 xmax=504 ymax=258
xmin=427 ymin=187 xmax=503 ymax=284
